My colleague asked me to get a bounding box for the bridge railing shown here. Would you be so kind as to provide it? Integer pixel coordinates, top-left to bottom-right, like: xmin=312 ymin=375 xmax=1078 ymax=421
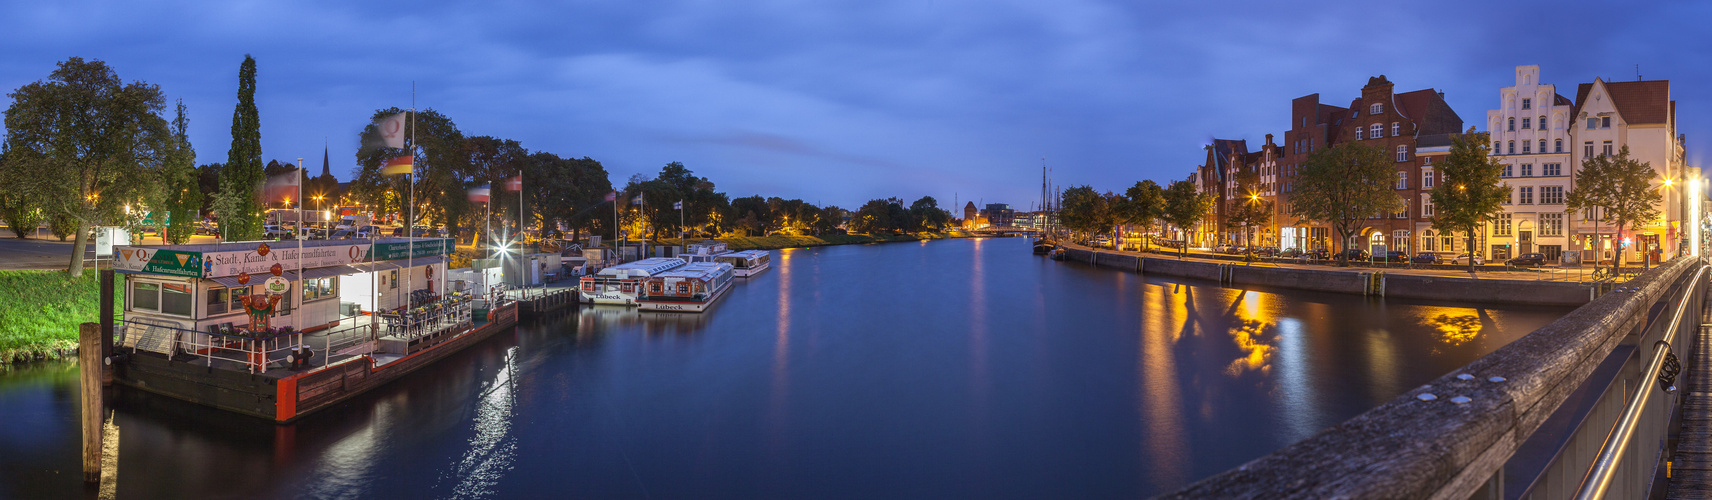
xmin=1159 ymin=256 xmax=1705 ymax=499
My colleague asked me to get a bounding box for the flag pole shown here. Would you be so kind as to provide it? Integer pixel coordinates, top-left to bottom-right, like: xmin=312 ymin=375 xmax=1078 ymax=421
xmin=296 ymin=158 xmax=304 ymax=327
xmin=407 ymin=82 xmax=415 ymax=308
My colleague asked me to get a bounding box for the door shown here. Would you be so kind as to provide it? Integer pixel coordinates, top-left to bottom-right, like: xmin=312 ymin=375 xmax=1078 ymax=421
xmin=1518 ymin=230 xmax=1533 ymax=255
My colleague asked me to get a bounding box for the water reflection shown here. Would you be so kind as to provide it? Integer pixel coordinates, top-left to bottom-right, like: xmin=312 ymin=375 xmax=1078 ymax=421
xmin=445 ymin=345 xmax=520 ymax=498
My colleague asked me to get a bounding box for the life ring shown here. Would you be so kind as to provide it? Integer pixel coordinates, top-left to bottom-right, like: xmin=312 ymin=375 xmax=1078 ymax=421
xmin=487 ymin=309 xmax=496 ymax=322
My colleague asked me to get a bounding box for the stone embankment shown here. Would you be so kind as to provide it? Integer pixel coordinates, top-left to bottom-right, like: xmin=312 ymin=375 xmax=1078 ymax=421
xmin=1060 ymin=246 xmax=1593 ymax=306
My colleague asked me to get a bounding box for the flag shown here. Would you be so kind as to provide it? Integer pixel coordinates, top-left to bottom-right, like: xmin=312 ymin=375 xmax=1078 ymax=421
xmin=674 ymin=201 xmax=683 ymax=210
xmin=468 ymin=185 xmax=491 ymax=203
xmin=604 ymin=191 xmax=616 ymax=202
xmin=505 ymin=175 xmax=522 ymax=191
xmin=382 ymin=155 xmax=414 ymax=175
xmin=377 ymin=113 xmax=406 ymax=149
xmin=263 ymin=167 xmax=302 ymax=205
xmin=632 ymin=193 xmax=644 ymax=205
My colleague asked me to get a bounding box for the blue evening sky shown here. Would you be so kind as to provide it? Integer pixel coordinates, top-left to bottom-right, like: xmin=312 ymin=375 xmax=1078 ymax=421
xmin=2 ymin=0 xmax=1707 ymax=210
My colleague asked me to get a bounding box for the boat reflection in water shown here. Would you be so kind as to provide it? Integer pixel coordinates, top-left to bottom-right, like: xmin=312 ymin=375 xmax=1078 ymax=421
xmin=576 ymin=304 xmax=714 ymax=335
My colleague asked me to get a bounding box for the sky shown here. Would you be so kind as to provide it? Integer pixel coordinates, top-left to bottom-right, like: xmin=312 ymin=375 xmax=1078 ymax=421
xmin=2 ymin=0 xmax=1709 ymax=211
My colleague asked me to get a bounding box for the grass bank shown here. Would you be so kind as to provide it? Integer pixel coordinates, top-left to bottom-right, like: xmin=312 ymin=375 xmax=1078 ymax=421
xmin=0 ymin=270 xmax=110 ymax=364
xmin=658 ymin=231 xmax=973 ymax=251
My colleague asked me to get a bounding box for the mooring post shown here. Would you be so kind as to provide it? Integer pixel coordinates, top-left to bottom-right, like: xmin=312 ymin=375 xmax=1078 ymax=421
xmin=100 ymin=269 xmax=114 ymax=385
xmin=79 ymin=322 xmax=102 ymax=483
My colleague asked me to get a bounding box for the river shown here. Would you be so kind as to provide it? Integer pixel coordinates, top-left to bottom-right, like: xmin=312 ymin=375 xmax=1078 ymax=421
xmin=0 ymin=237 xmax=1572 ymax=499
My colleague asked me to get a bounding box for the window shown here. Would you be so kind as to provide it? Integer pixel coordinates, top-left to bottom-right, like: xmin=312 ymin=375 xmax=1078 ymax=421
xmin=301 ymin=277 xmax=338 ymax=303
xmin=1501 ymin=186 xmax=1512 ymax=204
xmin=1601 ymin=116 xmax=1611 ymax=128
xmin=133 ymin=282 xmax=160 ymax=312
xmin=1507 ymin=141 xmax=1515 ymax=154
xmin=1587 ymin=118 xmax=1598 ymax=130
xmin=1519 ymin=186 xmax=1534 ymax=204
xmin=1540 ymin=185 xmax=1564 ymax=204
xmin=1422 ymin=230 xmax=1437 ymax=252
xmin=130 ymin=281 xmax=191 ymax=316
xmin=1370 ymin=103 xmax=1383 ymax=115
xmin=1520 ymin=163 xmax=1533 ymax=177
xmin=1442 ymin=233 xmax=1455 ymax=251
xmin=1422 ymin=196 xmax=1435 ymax=216
xmin=1539 ymin=115 xmax=1546 ymax=129
xmin=1540 ymin=213 xmax=1564 ymax=236
xmin=274 ymin=284 xmax=292 ymax=315
xmin=389 ymin=269 xmax=398 ymax=289
xmin=1396 ymin=145 xmax=1408 ymax=162
xmin=1494 ymin=141 xmax=1501 ymax=153
xmin=1396 ymin=171 xmax=1408 ymax=189
xmin=1522 ymin=117 xmax=1531 ymax=129
xmin=1394 ymin=201 xmax=1409 ymax=219
xmin=1539 ymin=140 xmax=1546 ymax=154
xmin=1602 ymin=141 xmax=1613 ymax=157
xmin=1394 ymin=230 xmax=1410 ymax=252
xmin=1508 ymin=117 xmax=1515 ymax=131
xmin=1391 ymin=122 xmax=1400 ymax=136
xmin=1423 ymin=170 xmax=1434 ymax=188
xmin=1370 ymin=124 xmax=1382 ymax=138
xmin=1584 ymin=141 xmax=1594 ymax=158
xmin=1555 ymin=139 xmax=1562 ymax=153
xmin=1501 ymin=163 xmax=1513 ymax=177
xmin=1356 ymin=128 xmax=1364 ymax=140
xmin=1494 ymin=213 xmax=1513 ymax=236
xmin=1522 ymin=141 xmax=1531 ymax=154
xmin=1543 ymin=163 xmax=1561 ymax=176
xmin=1521 ymin=98 xmax=1532 ymax=110
xmin=207 ymin=288 xmax=228 ymax=315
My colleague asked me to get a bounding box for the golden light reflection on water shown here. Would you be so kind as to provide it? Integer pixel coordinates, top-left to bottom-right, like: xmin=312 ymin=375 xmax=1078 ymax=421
xmin=1224 ymin=319 xmax=1275 ymax=377
xmin=770 ymin=248 xmax=792 ymax=449
xmin=1139 ymin=281 xmax=1186 ymax=488
xmin=1417 ymin=306 xmax=1492 ymax=347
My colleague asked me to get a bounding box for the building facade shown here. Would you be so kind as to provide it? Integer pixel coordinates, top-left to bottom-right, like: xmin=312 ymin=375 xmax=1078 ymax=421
xmin=1484 ymin=65 xmax=1576 ymax=262
xmin=1567 ymin=77 xmax=1685 ymax=265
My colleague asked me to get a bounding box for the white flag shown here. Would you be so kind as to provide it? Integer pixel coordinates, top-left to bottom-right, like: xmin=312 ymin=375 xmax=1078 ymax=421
xmin=674 ymin=201 xmax=683 ymax=210
xmin=377 ymin=113 xmax=406 ymax=149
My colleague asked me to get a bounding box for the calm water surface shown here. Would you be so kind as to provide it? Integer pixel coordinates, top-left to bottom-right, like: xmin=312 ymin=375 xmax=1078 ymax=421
xmin=0 ymin=238 xmax=1571 ymax=499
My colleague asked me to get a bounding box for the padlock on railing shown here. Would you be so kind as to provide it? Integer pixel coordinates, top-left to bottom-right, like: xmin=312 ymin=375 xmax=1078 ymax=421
xmin=1657 ymin=340 xmax=1683 ymax=393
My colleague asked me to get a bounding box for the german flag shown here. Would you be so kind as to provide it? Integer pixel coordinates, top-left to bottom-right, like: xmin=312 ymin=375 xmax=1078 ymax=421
xmin=382 ymin=155 xmax=414 ymax=175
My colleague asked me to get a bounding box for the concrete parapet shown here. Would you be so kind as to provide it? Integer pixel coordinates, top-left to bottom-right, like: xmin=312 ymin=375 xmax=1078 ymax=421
xmin=1154 ymin=256 xmax=1700 ymax=499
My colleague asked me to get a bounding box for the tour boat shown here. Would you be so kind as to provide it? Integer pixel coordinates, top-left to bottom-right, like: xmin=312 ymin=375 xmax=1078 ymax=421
xmin=679 ymin=240 xmax=731 ymax=264
xmin=713 ymin=250 xmax=771 ymax=277
xmin=636 ymin=262 xmax=736 ymax=312
xmin=578 ymin=257 xmax=687 ymax=305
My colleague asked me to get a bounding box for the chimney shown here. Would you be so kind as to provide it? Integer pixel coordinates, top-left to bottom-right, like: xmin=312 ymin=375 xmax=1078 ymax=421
xmin=1265 ymin=133 xmax=1274 ymax=146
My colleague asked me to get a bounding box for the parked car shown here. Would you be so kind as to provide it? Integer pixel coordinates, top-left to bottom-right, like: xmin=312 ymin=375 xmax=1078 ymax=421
xmin=1375 ymin=250 xmax=1408 ymax=262
xmin=1214 ymin=245 xmax=1241 ymax=255
xmin=1410 ymin=252 xmax=1445 ymax=264
xmin=1093 ymin=236 xmax=1111 ymax=248
xmin=194 ymin=221 xmax=218 ymax=235
xmin=1507 ymin=253 xmax=1547 ymax=267
xmin=1450 ymin=253 xmax=1485 ymax=265
xmin=263 ymin=224 xmax=291 ymax=239
xmin=1335 ymin=248 xmax=1369 ymax=261
xmin=1252 ymin=247 xmax=1279 ymax=257
xmin=1300 ymin=248 xmax=1329 ymax=260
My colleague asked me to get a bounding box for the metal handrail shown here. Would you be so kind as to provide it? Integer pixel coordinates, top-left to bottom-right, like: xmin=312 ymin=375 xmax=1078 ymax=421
xmin=1574 ymin=262 xmax=1708 ymax=500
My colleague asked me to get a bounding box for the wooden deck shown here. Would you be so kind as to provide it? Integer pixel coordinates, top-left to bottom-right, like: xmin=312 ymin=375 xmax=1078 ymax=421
xmin=1667 ymin=324 xmax=1712 ymax=499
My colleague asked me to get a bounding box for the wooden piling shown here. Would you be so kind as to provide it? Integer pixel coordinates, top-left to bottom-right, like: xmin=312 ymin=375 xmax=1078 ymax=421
xmin=79 ymin=322 xmax=102 ymax=483
xmin=100 ymin=270 xmax=114 ymax=385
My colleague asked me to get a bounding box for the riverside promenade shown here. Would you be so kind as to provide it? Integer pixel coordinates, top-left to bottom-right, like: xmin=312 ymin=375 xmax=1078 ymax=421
xmin=1057 ymin=243 xmax=1609 ymax=306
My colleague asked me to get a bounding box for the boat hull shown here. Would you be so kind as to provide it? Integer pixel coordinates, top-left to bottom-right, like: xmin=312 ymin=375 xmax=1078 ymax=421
xmin=637 ymin=280 xmax=732 ymax=312
xmin=733 ymin=261 xmax=771 ymax=277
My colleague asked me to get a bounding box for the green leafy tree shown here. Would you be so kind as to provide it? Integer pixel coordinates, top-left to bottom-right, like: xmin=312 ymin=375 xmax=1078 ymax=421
xmin=1288 ymin=141 xmax=1402 ymax=265
xmin=162 ymin=99 xmax=200 ymax=244
xmin=1224 ymin=167 xmax=1273 ymax=258
xmin=814 ymin=205 xmax=845 ymax=234
xmin=1566 ymin=145 xmax=1661 ymax=271
xmin=1058 ymin=185 xmax=1116 ymax=239
xmin=851 ymin=198 xmax=910 ymax=234
xmin=216 ymin=55 xmax=264 ymax=241
xmin=731 ymin=195 xmax=770 ymax=236
xmin=0 ymin=146 xmax=47 ymax=239
xmin=1162 ymin=178 xmax=1214 ymax=259
xmin=2 ymin=57 xmax=169 ymax=276
xmin=351 ymin=108 xmax=468 ymax=237
xmin=909 ymin=196 xmax=951 ymax=231
xmin=1430 ymin=129 xmax=1510 ymax=273
xmin=1120 ymin=180 xmax=1165 ymax=250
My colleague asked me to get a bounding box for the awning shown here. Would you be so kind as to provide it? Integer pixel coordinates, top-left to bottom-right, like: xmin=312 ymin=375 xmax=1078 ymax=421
xmin=346 ymin=255 xmax=447 ymax=274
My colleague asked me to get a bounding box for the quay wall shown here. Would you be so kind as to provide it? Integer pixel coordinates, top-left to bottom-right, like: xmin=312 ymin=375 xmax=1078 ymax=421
xmin=1063 ymin=247 xmax=1591 ymax=306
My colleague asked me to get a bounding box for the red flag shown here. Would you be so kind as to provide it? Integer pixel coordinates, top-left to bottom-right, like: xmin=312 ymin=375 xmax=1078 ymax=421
xmin=468 ymin=185 xmax=491 ymax=203
xmin=382 ymin=155 xmax=414 ymax=175
xmin=604 ymin=191 xmax=617 ymax=202
xmin=505 ymin=175 xmax=522 ymax=191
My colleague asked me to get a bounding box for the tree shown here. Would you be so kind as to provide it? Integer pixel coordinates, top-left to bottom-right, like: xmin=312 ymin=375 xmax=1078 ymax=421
xmin=1430 ymin=129 xmax=1509 ymax=273
xmin=814 ymin=205 xmax=846 ymax=234
xmin=1288 ymin=141 xmax=1402 ymax=265
xmin=0 ymin=145 xmax=47 ymax=239
xmin=161 ymin=99 xmax=200 ymax=244
xmin=851 ymin=198 xmax=901 ymax=234
xmin=1120 ymin=180 xmax=1165 ymax=250
xmin=1567 ymin=145 xmax=1661 ymax=271
xmin=1058 ymin=185 xmax=1116 ymax=239
xmin=216 ymin=55 xmax=264 ymax=242
xmin=1224 ymin=166 xmax=1273 ymax=259
xmin=2 ymin=57 xmax=169 ymax=276
xmin=1162 ymin=178 xmax=1214 ymax=259
xmin=351 ymin=108 xmax=468 ymax=238
xmin=731 ymin=195 xmax=770 ymax=236
xmin=909 ymin=196 xmax=951 ymax=231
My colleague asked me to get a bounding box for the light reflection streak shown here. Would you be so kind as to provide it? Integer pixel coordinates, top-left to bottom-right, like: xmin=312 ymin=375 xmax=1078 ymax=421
xmin=1273 ymin=318 xmax=1320 ymax=441
xmin=1363 ymin=328 xmax=1400 ymax=403
xmin=449 ymin=346 xmax=520 ymax=499
xmin=1138 ymin=280 xmax=1185 ymax=488
xmin=770 ymin=248 xmax=792 ymax=450
xmin=302 ymin=402 xmax=389 ymax=499
xmin=970 ymin=235 xmax=988 ymax=401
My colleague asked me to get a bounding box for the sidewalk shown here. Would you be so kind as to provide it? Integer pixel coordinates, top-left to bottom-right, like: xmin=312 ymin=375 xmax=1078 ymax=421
xmin=1067 ymin=243 xmax=1624 ymax=283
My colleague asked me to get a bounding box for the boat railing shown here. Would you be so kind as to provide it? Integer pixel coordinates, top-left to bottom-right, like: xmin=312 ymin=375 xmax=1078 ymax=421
xmin=378 ymin=297 xmax=474 ymax=343
xmin=321 ymin=322 xmax=379 ymax=359
xmin=117 ymin=319 xmax=303 ymax=374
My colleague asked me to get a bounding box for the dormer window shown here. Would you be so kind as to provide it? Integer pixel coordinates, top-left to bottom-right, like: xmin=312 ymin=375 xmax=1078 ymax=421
xmin=1521 ymin=98 xmax=1531 ymax=110
xmin=1370 ymin=103 xmax=1383 ymax=115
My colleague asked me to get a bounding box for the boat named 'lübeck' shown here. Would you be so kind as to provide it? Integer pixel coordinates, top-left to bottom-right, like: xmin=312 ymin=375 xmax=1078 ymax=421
xmin=578 ymin=257 xmax=687 ymax=305
xmin=636 ymin=262 xmax=736 ymax=312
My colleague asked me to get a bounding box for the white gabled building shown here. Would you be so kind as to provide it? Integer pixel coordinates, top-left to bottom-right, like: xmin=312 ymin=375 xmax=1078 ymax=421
xmin=1484 ymin=65 xmax=1576 ymax=263
xmin=1567 ymin=76 xmax=1686 ymax=265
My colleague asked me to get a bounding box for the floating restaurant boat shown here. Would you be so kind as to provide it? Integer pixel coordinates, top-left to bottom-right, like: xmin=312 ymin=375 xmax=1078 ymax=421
xmin=714 ymin=250 xmax=772 ymax=277
xmin=105 ymin=237 xmax=519 ymax=423
xmin=636 ymin=262 xmax=736 ymax=312
xmin=679 ymin=240 xmax=731 ymax=264
xmin=578 ymin=257 xmax=687 ymax=305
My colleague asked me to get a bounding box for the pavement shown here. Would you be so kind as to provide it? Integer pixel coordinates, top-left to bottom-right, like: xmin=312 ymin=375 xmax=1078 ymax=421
xmin=1066 ymin=243 xmax=1632 ymax=283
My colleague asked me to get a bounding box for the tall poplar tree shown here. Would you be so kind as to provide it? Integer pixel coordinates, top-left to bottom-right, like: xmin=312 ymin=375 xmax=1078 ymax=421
xmin=217 ymin=55 xmax=264 ymax=241
xmin=1430 ymin=129 xmax=1509 ymax=273
xmin=162 ymin=99 xmax=200 ymax=244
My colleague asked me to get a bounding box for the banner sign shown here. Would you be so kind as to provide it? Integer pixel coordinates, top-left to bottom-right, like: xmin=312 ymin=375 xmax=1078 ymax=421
xmin=367 ymin=238 xmax=455 ymax=261
xmin=113 ymin=248 xmax=203 ymax=277
xmin=114 ymin=238 xmax=454 ymax=279
xmin=203 ymin=243 xmax=373 ymax=278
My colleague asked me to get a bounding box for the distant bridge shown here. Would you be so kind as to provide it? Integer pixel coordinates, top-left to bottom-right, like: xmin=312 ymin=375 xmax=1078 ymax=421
xmin=968 ymin=226 xmax=1040 ymax=236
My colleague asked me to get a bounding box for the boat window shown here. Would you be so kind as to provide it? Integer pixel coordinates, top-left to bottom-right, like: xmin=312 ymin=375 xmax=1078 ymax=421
xmin=651 ymin=283 xmax=662 ymax=294
xmin=231 ymin=286 xmax=249 ymax=312
xmin=302 ymin=277 xmax=338 ymax=302
xmin=207 ymin=287 xmax=229 ymax=315
xmin=162 ymin=283 xmax=193 ymax=316
xmin=678 ymin=283 xmax=689 ymax=294
xmin=132 ymin=282 xmax=160 ymax=312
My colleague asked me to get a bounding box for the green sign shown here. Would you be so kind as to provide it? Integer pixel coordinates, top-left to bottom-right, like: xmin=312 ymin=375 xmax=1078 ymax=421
xmin=366 ymin=238 xmax=455 ymax=261
xmin=140 ymin=211 xmax=171 ymax=227
xmin=125 ymin=248 xmax=202 ymax=277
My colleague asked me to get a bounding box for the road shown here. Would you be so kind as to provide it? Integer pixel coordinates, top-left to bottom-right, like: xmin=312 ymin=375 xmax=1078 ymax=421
xmin=0 ymin=229 xmax=223 ymax=271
